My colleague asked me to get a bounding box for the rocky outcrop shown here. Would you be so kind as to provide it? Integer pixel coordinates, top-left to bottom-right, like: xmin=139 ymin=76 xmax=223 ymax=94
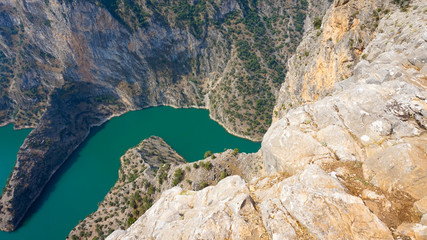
xmin=273 ymin=0 xmax=394 ymax=121
xmin=263 ymin=0 xmax=427 ymax=200
xmin=68 ymin=136 xmax=264 ymax=239
xmin=107 ymin=165 xmax=394 ymax=240
xmin=262 ymin=0 xmax=427 ymax=237
xmin=256 ymin=165 xmax=394 ymax=240
xmin=107 ymin=176 xmax=267 ymax=240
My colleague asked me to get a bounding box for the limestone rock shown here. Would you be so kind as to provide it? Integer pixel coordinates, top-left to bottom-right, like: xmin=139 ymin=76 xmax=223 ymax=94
xmin=361 ymin=189 xmax=385 ymax=200
xmin=262 ymin=124 xmax=334 ymax=174
xmin=273 ymin=0 xmax=390 ymax=121
xmin=106 ymin=176 xmax=267 ymax=240
xmin=397 ymin=223 xmax=427 ymax=240
xmin=259 ymin=199 xmax=298 ymax=240
xmin=421 ymin=215 xmax=427 ymax=226
xmin=256 ymin=165 xmax=393 ymax=240
xmin=363 ymin=142 xmax=427 ymax=200
xmin=415 ymin=197 xmax=427 ymax=215
xmin=317 ymin=124 xmax=363 ymax=162
xmin=108 ymin=165 xmax=393 ymax=240
xmin=263 ymin=0 xmax=427 ymax=201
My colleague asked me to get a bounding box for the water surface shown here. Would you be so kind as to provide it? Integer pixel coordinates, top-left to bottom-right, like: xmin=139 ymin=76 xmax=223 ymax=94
xmin=0 ymin=107 xmax=260 ymax=239
xmin=0 ymin=124 xmax=32 ymax=195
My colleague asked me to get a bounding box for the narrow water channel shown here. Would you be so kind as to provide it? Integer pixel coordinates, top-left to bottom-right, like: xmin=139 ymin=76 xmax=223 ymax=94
xmin=0 ymin=107 xmax=261 ymax=239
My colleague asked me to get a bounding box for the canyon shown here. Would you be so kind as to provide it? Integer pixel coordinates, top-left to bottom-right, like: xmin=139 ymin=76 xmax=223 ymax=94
xmin=0 ymin=0 xmax=426 ymax=239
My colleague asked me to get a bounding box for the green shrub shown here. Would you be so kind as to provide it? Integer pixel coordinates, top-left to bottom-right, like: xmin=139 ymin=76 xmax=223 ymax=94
xmin=126 ymin=216 xmax=136 ymax=227
xmin=232 ymin=148 xmax=239 ymax=156
xmin=218 ymin=170 xmax=228 ymax=182
xmin=172 ymin=168 xmax=184 ymax=186
xmin=313 ymin=17 xmax=322 ymax=29
xmin=204 ymin=150 xmax=212 ymax=158
xmin=200 ymin=161 xmax=212 ymax=170
xmin=147 ymin=185 xmax=155 ymax=195
xmin=198 ymin=181 xmax=209 ymax=190
xmin=157 ymin=163 xmax=170 ymax=185
xmin=393 ymin=0 xmax=410 ymax=10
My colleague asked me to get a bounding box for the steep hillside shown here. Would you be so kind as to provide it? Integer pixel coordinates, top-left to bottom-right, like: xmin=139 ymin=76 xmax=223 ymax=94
xmin=106 ymin=0 xmax=427 ymax=239
xmin=0 ymin=0 xmax=329 ymax=139
xmin=0 ymin=0 xmax=331 ymax=232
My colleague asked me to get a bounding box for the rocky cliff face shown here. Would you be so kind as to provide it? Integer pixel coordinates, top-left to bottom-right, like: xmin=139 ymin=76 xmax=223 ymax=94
xmin=0 ymin=0 xmax=331 ymax=232
xmin=273 ymin=0 xmax=394 ymax=121
xmin=263 ymin=0 xmax=427 ymax=198
xmin=264 ymin=0 xmax=427 ymax=237
xmin=105 ymin=0 xmax=427 ymax=239
xmin=107 ymin=165 xmax=396 ymax=240
xmin=0 ymin=0 xmax=330 ymax=138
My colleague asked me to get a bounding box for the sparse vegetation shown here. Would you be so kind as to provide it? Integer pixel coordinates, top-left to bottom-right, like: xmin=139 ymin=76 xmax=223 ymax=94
xmin=198 ymin=181 xmax=209 ymax=190
xmin=393 ymin=0 xmax=411 ymax=11
xmin=172 ymin=0 xmax=207 ymax=38
xmin=236 ymin=40 xmax=261 ymax=72
xmin=172 ymin=168 xmax=185 ymax=186
xmin=199 ymin=161 xmax=212 ymax=171
xmin=157 ymin=163 xmax=170 ymax=185
xmin=204 ymin=151 xmax=212 ymax=158
xmin=87 ymin=0 xmax=150 ymax=31
xmin=218 ymin=170 xmax=228 ymax=182
xmin=313 ymin=17 xmax=322 ymax=29
xmin=232 ymin=148 xmax=239 ymax=156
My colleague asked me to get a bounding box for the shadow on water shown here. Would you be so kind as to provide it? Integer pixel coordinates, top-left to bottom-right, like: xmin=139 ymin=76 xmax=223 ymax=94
xmin=18 ymin=124 xmax=106 ymax=228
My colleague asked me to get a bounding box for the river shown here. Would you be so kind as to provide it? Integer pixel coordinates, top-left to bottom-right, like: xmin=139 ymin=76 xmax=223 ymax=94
xmin=0 ymin=107 xmax=260 ymax=239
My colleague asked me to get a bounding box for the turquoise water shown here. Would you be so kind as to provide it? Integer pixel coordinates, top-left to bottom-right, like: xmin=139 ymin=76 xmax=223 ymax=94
xmin=0 ymin=125 xmax=32 ymax=197
xmin=0 ymin=106 xmax=260 ymax=239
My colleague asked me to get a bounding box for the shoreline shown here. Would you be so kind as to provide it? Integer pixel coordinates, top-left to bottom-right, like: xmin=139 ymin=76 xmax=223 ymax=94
xmin=0 ymin=102 xmax=262 ymax=232
xmin=0 ymin=103 xmax=262 ymax=143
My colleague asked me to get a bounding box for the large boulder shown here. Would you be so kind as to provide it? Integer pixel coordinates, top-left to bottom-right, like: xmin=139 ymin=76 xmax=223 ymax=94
xmin=255 ymin=165 xmax=393 ymax=240
xmin=106 ymin=176 xmax=267 ymax=240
